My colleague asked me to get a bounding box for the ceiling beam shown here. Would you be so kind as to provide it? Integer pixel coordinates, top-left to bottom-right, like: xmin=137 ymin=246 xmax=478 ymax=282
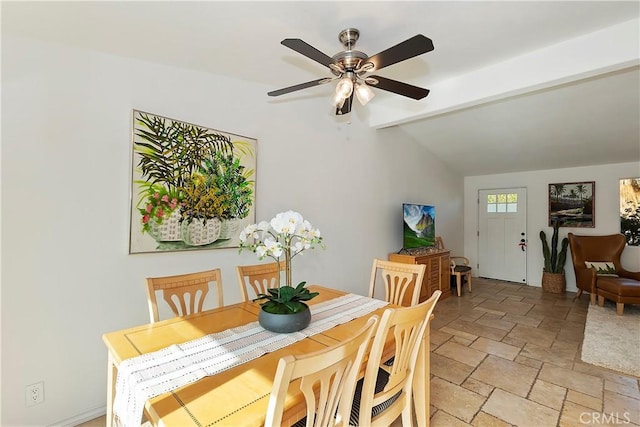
xmin=368 ymin=18 xmax=640 ymax=129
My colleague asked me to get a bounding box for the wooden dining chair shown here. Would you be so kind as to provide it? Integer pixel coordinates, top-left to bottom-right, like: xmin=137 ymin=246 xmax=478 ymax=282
xmin=145 ymin=268 xmax=224 ymax=323
xmin=264 ymin=316 xmax=379 ymax=427
xmin=236 ymin=261 xmax=287 ymax=302
xmin=368 ymin=259 xmax=426 ymax=306
xmin=351 ymin=290 xmax=442 ymax=427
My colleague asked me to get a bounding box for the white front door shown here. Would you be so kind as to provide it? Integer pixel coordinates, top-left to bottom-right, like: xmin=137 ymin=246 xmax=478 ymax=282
xmin=478 ymin=188 xmax=527 ymax=283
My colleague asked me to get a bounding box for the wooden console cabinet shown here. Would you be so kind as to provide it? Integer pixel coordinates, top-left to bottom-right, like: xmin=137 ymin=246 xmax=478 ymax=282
xmin=389 ymin=250 xmax=451 ymax=303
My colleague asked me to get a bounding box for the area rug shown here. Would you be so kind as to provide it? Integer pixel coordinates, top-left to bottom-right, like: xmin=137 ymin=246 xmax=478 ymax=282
xmin=581 ymin=300 xmax=640 ymax=377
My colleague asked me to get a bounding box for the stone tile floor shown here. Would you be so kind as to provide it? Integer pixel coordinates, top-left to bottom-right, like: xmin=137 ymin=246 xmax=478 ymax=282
xmin=80 ymin=278 xmax=639 ymax=426
xmin=421 ymin=277 xmax=640 ymax=427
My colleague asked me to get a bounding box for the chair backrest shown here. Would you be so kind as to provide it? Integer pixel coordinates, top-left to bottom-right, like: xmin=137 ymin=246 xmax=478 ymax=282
xmin=568 ymin=233 xmax=626 ymax=272
xmin=236 ymin=261 xmax=287 ymax=302
xmin=145 ymin=268 xmax=224 ymax=323
xmin=264 ymin=316 xmax=379 ymax=427
xmin=436 ymin=236 xmax=470 ymax=271
xmin=356 ymin=290 xmax=441 ymax=427
xmin=368 ymin=259 xmax=426 ymax=306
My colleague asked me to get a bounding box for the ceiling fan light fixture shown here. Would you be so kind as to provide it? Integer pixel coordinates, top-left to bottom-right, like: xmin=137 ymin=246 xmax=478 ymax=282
xmin=355 ymin=82 xmax=375 ymax=106
xmin=332 ymin=90 xmax=347 ymax=108
xmin=335 ymin=74 xmax=354 ymax=99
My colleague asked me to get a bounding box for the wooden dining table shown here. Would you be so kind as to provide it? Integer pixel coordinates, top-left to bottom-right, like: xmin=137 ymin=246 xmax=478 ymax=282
xmin=102 ymin=285 xmax=433 ymax=427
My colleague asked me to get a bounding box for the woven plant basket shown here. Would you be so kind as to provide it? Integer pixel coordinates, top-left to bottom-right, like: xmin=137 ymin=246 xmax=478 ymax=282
xmin=542 ymin=271 xmax=566 ymax=293
xmin=181 ymin=218 xmax=221 ymax=246
xmin=219 ymin=218 xmax=241 ymax=240
xmin=148 ymin=209 xmax=182 ymax=242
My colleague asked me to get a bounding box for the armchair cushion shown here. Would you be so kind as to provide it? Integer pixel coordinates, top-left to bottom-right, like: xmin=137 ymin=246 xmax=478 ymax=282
xmin=584 ymin=261 xmax=618 ymax=277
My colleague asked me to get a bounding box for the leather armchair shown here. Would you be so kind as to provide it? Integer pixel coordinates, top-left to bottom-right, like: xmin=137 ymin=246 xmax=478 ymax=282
xmin=568 ymin=233 xmax=640 ymax=314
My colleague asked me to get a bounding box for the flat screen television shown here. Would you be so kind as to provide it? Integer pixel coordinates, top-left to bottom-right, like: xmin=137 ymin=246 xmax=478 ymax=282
xmin=403 ymin=203 xmax=436 ymax=249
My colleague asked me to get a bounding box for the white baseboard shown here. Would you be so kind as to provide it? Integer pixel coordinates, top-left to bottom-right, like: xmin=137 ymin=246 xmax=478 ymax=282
xmin=52 ymin=406 xmax=106 ymax=427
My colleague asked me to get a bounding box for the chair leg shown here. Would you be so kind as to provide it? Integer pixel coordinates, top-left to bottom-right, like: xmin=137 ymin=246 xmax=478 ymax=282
xmin=572 ymin=289 xmax=583 ymax=302
xmin=467 ymin=274 xmax=472 ymax=293
xmin=590 ymin=292 xmax=596 ymax=305
xmin=598 ymin=295 xmax=605 ymax=307
xmin=456 ymin=274 xmax=462 ymax=297
xmin=616 ymin=303 xmax=624 ymax=315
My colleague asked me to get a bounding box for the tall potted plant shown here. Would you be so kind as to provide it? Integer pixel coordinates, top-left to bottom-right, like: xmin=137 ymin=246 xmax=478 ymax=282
xmin=540 ymin=220 xmax=569 ymax=293
xmin=238 ymin=211 xmax=325 ymax=333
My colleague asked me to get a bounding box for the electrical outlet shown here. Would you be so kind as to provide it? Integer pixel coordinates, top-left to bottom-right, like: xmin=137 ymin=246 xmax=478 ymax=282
xmin=25 ymin=382 xmax=44 ymax=407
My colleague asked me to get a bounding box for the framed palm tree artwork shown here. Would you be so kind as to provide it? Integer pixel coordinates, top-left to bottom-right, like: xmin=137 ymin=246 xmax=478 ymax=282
xmin=548 ymin=181 xmax=595 ymax=227
xmin=620 ymin=177 xmax=640 ymax=246
xmin=129 ymin=110 xmax=257 ymax=254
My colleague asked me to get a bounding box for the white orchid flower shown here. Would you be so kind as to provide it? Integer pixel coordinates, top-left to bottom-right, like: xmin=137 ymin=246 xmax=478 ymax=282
xmin=238 ymin=211 xmax=324 ymax=279
xmin=271 ymin=211 xmax=302 ymax=235
xmin=264 ymin=237 xmax=283 ymax=258
xmin=292 ymin=241 xmax=305 ymax=255
xmin=239 ymin=223 xmax=258 ymax=242
xmin=255 ymin=244 xmax=268 ymax=258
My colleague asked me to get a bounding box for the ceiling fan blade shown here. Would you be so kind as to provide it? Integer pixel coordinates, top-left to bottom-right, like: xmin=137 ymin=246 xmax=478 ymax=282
xmin=368 ymin=75 xmax=430 ymax=100
xmin=335 ymin=93 xmax=354 ymax=116
xmin=365 ymin=35 xmax=434 ymax=71
xmin=281 ymin=39 xmax=335 ymax=68
xmin=268 ymin=78 xmax=333 ymax=97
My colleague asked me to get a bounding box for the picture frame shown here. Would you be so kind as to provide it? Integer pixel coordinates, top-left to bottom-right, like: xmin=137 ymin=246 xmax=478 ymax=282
xmin=548 ymin=181 xmax=595 ymax=227
xmin=620 ymin=177 xmax=640 ymax=246
xmin=129 ymin=110 xmax=257 ymax=254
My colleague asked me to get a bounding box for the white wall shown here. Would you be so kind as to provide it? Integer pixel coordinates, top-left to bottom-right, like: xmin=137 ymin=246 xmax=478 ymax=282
xmin=464 ymin=162 xmax=640 ymax=292
xmin=0 ymin=36 xmax=463 ymax=425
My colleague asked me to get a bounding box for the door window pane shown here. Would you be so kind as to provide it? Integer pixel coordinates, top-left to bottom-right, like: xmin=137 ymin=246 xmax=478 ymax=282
xmin=486 ymin=193 xmax=518 ymax=213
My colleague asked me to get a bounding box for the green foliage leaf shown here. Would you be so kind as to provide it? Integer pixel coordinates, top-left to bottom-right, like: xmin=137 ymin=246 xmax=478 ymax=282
xmin=540 ymin=221 xmax=569 ymax=273
xmin=133 ymin=112 xmax=235 ymax=193
xmin=252 ymin=282 xmax=318 ymax=314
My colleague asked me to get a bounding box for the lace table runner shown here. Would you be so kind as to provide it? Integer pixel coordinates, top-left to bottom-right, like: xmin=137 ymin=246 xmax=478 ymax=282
xmin=113 ymin=293 xmax=388 ymax=427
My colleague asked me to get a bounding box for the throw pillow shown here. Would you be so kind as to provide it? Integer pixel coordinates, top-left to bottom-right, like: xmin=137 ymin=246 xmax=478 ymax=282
xmin=584 ymin=261 xmax=618 ymax=277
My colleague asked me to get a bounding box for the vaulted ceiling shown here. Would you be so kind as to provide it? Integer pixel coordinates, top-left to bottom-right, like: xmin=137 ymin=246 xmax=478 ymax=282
xmin=3 ymin=1 xmax=639 ymax=176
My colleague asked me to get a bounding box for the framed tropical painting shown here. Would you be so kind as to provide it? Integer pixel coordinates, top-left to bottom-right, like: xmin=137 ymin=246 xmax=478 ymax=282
xmin=620 ymin=177 xmax=640 ymax=246
xmin=548 ymin=181 xmax=595 ymax=227
xmin=129 ymin=110 xmax=257 ymax=254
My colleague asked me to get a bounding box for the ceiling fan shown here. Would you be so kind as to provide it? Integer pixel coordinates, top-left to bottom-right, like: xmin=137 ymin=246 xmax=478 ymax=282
xmin=267 ymin=28 xmax=434 ymax=116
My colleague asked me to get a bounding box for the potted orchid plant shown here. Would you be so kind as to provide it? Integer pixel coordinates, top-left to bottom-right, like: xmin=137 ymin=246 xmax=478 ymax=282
xmin=239 ymin=211 xmax=325 ymax=332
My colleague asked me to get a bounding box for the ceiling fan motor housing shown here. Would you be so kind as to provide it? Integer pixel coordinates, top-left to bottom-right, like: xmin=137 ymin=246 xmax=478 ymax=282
xmin=331 ymin=28 xmax=369 ymax=76
xmin=339 ymin=28 xmax=359 ymax=48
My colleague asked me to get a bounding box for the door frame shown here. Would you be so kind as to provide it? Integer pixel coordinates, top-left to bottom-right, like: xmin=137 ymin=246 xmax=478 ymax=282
xmin=477 ymin=187 xmax=528 ymax=283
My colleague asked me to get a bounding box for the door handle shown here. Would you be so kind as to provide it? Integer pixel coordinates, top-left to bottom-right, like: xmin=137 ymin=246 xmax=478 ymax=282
xmin=518 ymin=239 xmax=527 ymax=251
